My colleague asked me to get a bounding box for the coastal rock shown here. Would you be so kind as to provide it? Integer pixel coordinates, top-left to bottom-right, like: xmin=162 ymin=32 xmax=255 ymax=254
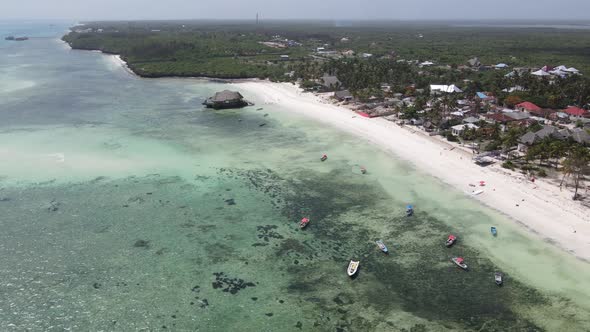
xmin=203 ymin=90 xmax=252 ymax=110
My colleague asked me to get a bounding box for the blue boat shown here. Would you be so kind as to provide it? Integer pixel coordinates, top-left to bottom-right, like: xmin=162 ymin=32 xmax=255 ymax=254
xmin=406 ymin=205 xmax=414 ymax=217
xmin=491 ymin=226 xmax=498 ymax=236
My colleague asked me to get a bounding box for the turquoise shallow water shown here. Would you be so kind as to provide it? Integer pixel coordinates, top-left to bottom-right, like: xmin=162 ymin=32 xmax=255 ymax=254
xmin=1 ymin=22 xmax=590 ymax=331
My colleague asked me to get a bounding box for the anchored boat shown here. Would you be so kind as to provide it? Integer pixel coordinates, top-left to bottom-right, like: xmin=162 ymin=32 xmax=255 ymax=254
xmin=445 ymin=234 xmax=457 ymax=247
xmin=491 ymin=226 xmax=497 ymax=236
xmin=495 ymin=272 xmax=503 ymax=286
xmin=347 ymin=260 xmax=360 ymax=277
xmin=300 ymin=217 xmax=310 ymax=229
xmin=360 ymin=166 xmax=367 ymax=174
xmin=321 ymin=154 xmax=328 ymax=162
xmin=406 ymin=205 xmax=414 ymax=217
xmin=376 ymin=240 xmax=388 ymax=253
xmin=451 ymin=257 xmax=468 ymax=270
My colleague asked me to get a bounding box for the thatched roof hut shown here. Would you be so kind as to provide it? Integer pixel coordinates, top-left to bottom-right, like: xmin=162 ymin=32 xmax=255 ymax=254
xmin=203 ymin=90 xmax=250 ymax=109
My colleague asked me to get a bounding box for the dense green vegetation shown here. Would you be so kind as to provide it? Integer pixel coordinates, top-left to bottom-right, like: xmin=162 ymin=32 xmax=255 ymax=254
xmin=63 ymin=21 xmax=590 ymax=80
xmin=62 ymin=20 xmax=590 ymax=199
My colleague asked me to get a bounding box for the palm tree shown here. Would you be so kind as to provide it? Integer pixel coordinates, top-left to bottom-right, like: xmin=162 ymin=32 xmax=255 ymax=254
xmin=548 ymin=140 xmax=567 ymax=168
xmin=560 ymin=146 xmax=590 ymax=200
xmin=501 ymin=128 xmax=522 ymax=159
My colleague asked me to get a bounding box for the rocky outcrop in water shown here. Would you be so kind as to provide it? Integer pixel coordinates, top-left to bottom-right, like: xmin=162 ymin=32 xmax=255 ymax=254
xmin=203 ymin=90 xmax=252 ymax=110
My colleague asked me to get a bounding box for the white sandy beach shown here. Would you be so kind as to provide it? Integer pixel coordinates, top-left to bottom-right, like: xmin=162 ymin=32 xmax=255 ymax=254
xmin=234 ymin=81 xmax=590 ymax=261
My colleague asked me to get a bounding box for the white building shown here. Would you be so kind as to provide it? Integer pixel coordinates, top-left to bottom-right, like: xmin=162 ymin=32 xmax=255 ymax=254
xmin=451 ymin=123 xmax=479 ymax=136
xmin=430 ymin=84 xmax=463 ymax=94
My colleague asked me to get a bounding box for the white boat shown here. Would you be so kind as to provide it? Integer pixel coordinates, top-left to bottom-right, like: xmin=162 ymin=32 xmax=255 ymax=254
xmin=451 ymin=257 xmax=468 ymax=270
xmin=471 ymin=190 xmax=484 ymax=196
xmin=445 ymin=234 xmax=457 ymax=247
xmin=300 ymin=217 xmax=310 ymax=229
xmin=375 ymin=240 xmax=388 ymax=253
xmin=347 ymin=260 xmax=360 ymax=277
xmin=495 ymin=272 xmax=503 ymax=286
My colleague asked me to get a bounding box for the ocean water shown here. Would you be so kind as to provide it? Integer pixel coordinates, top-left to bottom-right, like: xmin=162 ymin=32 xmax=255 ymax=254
xmin=1 ymin=22 xmax=590 ymax=332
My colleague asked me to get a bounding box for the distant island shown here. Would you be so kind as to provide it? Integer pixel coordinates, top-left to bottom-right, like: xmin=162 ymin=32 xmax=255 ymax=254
xmin=5 ymin=36 xmax=28 ymax=41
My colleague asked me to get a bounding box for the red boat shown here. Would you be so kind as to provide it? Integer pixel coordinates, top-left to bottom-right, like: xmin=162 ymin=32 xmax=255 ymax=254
xmin=300 ymin=217 xmax=310 ymax=229
xmin=451 ymin=257 xmax=468 ymax=270
xmin=321 ymin=154 xmax=328 ymax=162
xmin=445 ymin=235 xmax=457 ymax=247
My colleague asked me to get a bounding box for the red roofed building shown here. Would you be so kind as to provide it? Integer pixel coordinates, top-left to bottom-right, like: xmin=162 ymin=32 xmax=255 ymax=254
xmin=517 ymin=102 xmax=556 ymax=118
xmin=516 ymin=102 xmax=541 ymax=112
xmin=563 ymin=106 xmax=587 ymax=117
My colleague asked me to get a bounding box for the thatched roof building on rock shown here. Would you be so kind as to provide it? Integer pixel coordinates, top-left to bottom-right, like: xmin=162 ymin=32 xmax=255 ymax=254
xmin=203 ymin=90 xmax=251 ymax=109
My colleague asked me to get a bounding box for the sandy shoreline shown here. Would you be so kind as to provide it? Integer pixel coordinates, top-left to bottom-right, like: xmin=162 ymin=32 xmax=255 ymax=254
xmin=234 ymin=81 xmax=590 ymax=262
xmin=81 ymin=47 xmax=590 ymax=261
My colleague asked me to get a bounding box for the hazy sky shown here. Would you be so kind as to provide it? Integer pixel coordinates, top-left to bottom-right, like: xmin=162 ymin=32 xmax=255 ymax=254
xmin=3 ymin=0 xmax=590 ymax=21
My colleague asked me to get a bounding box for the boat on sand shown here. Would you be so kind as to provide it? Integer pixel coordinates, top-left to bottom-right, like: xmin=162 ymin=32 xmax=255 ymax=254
xmin=376 ymin=240 xmax=388 ymax=253
xmin=451 ymin=257 xmax=468 ymax=270
xmin=347 ymin=260 xmax=360 ymax=277
xmin=300 ymin=217 xmax=310 ymax=229
xmin=445 ymin=234 xmax=457 ymax=247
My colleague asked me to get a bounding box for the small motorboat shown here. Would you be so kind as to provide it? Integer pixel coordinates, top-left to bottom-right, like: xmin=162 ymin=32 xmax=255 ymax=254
xmin=375 ymin=240 xmax=388 ymax=253
xmin=300 ymin=217 xmax=310 ymax=229
xmin=360 ymin=166 xmax=367 ymax=174
xmin=347 ymin=260 xmax=360 ymax=277
xmin=495 ymin=272 xmax=503 ymax=286
xmin=451 ymin=257 xmax=468 ymax=270
xmin=406 ymin=205 xmax=414 ymax=217
xmin=491 ymin=226 xmax=497 ymax=236
xmin=321 ymin=154 xmax=328 ymax=162
xmin=472 ymin=190 xmax=484 ymax=196
xmin=445 ymin=234 xmax=457 ymax=247
xmin=256 ymin=108 xmax=263 ymax=111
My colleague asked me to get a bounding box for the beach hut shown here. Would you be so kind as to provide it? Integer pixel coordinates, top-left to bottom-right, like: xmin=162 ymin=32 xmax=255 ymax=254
xmin=320 ymin=74 xmax=341 ymax=91
xmin=430 ymin=84 xmax=463 ymax=94
xmin=203 ymin=90 xmax=249 ymax=109
xmin=334 ymin=90 xmax=353 ymax=102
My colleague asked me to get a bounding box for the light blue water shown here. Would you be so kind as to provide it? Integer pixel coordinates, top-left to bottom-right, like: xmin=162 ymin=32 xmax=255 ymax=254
xmin=1 ymin=22 xmax=590 ymax=332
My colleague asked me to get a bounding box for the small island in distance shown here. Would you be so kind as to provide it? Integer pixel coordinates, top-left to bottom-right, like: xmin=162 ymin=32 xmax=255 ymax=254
xmin=5 ymin=36 xmax=28 ymax=41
